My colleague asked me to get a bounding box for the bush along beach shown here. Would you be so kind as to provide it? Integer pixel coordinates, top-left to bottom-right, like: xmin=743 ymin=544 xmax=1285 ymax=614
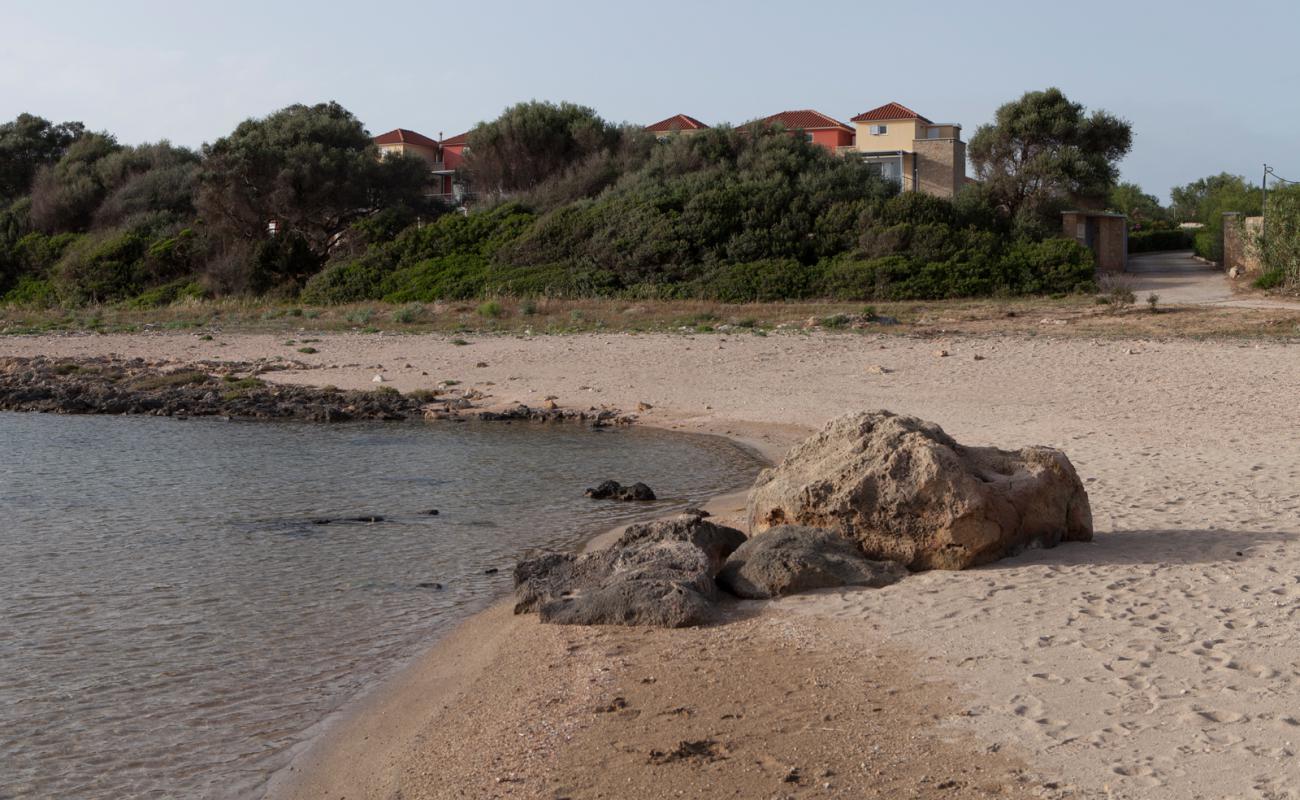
xmin=0 ymin=90 xmax=1142 ymax=312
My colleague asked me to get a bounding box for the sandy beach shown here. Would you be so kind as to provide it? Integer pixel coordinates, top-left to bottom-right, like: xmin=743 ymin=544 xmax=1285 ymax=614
xmin=7 ymin=328 xmax=1300 ymax=798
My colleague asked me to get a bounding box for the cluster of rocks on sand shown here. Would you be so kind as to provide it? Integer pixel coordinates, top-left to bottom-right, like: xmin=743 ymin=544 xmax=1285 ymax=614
xmin=0 ymin=356 xmax=636 ymax=425
xmin=515 ymin=409 xmax=1094 ymax=627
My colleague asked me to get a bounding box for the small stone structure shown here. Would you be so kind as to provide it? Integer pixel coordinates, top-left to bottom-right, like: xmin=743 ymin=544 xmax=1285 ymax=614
xmin=1222 ymin=212 xmax=1263 ymax=274
xmin=1062 ymin=211 xmax=1128 ymax=272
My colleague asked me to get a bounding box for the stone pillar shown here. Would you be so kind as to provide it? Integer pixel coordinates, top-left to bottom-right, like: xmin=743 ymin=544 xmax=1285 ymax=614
xmin=911 ymin=138 xmax=963 ymax=198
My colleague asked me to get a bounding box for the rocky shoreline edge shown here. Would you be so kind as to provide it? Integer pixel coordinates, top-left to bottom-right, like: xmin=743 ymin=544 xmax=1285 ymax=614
xmin=0 ymin=356 xmax=636 ymax=425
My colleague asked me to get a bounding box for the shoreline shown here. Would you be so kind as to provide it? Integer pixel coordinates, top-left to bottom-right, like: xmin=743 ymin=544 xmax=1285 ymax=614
xmin=262 ymin=421 xmax=789 ymax=800
xmin=6 ymin=329 xmax=1300 ymax=798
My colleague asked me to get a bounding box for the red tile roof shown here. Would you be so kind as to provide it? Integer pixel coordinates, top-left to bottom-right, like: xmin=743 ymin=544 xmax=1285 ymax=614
xmin=645 ymin=114 xmax=709 ymax=133
xmin=759 ymin=110 xmax=853 ymax=133
xmin=440 ymin=131 xmax=469 ymax=147
xmin=850 ymin=102 xmax=932 ymax=123
xmin=372 ymin=128 xmax=441 ymax=147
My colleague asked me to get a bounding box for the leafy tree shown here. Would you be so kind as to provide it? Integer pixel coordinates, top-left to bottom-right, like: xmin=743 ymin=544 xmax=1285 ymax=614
xmin=969 ymin=88 xmax=1132 ymax=231
xmin=92 ymin=141 xmax=201 ymax=228
xmin=0 ymin=114 xmax=86 ymax=204
xmin=1169 ymin=173 xmax=1261 ymax=261
xmin=1108 ymin=182 xmax=1167 ymax=229
xmin=29 ymin=132 xmax=121 ymax=232
xmin=461 ymin=101 xmax=622 ymax=198
xmin=197 ymin=101 xmax=433 ymax=289
xmin=1169 ymin=173 xmax=1259 ymax=223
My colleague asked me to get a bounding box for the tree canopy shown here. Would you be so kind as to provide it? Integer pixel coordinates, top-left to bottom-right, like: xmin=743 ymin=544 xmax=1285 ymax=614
xmin=969 ymin=88 xmax=1132 ymax=232
xmin=197 ymin=101 xmax=434 ymax=284
xmin=462 ymin=101 xmax=622 ymax=198
xmin=0 ymin=113 xmax=86 ymax=205
xmin=1107 ymin=182 xmax=1167 ymax=228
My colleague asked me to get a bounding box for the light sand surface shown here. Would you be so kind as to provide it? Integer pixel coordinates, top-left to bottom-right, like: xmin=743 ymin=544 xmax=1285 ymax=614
xmin=7 ymin=329 xmax=1300 ymax=798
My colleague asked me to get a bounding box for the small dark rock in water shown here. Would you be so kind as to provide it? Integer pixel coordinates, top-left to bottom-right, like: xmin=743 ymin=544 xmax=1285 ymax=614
xmin=416 ymin=582 xmax=443 ymax=589
xmin=585 ymin=480 xmax=656 ymax=501
xmin=484 ymin=567 xmax=499 ymax=575
xmin=423 ymin=509 xmax=440 ymax=516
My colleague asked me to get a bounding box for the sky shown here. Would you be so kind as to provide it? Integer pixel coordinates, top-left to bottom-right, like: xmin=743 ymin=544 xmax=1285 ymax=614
xmin=4 ymin=0 xmax=1297 ymax=203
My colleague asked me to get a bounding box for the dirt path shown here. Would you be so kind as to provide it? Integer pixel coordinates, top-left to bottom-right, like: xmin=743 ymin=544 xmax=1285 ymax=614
xmin=1126 ymin=250 xmax=1299 ymax=309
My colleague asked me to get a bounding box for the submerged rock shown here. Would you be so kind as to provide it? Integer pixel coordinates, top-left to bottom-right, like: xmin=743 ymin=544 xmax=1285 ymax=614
xmin=717 ymin=525 xmax=906 ymax=599
xmin=747 ymin=410 xmax=1093 ymax=570
xmin=585 ymin=480 xmax=656 ymax=501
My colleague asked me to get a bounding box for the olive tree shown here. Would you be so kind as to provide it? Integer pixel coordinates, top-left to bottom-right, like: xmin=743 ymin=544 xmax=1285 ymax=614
xmin=461 ymin=101 xmax=621 ymax=199
xmin=969 ymin=88 xmax=1132 ymax=233
xmin=0 ymin=113 xmax=86 ymax=204
xmin=197 ymin=102 xmax=432 ymax=289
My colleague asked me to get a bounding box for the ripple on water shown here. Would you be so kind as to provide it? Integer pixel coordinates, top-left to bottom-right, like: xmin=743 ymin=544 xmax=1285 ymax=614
xmin=0 ymin=413 xmax=764 ymax=799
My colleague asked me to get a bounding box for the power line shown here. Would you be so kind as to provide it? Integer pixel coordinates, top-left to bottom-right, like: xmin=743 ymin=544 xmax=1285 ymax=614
xmin=1265 ymin=165 xmax=1299 ymax=185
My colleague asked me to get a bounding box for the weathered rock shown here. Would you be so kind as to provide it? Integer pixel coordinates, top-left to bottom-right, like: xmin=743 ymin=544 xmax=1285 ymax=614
xmin=717 ymin=525 xmax=907 ymax=599
xmin=747 ymin=410 xmax=1093 ymax=570
xmin=585 ymin=480 xmax=656 ymax=501
xmin=615 ymin=513 xmax=745 ymax=574
xmin=513 ymin=539 xmax=718 ymax=627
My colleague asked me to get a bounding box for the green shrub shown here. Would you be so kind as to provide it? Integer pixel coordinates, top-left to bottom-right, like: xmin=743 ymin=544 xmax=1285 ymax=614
xmin=2 ymin=276 xmax=58 ymax=307
xmin=391 ymin=302 xmax=427 ymax=323
xmin=52 ymin=228 xmax=151 ymax=304
xmin=128 ymin=278 xmax=206 ymax=308
xmin=818 ymin=255 xmax=908 ymax=300
xmin=380 ymin=254 xmax=489 ymax=302
xmin=1001 ymin=238 xmax=1096 ymax=294
xmin=477 ymin=299 xmax=503 ymax=318
xmin=697 ymin=259 xmax=817 ymax=303
xmin=1255 ymin=268 xmax=1286 ymax=290
xmin=1128 ymin=229 xmax=1193 ymax=253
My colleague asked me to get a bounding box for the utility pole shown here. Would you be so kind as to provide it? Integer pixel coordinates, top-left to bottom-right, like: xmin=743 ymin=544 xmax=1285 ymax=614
xmin=1262 ymin=164 xmax=1269 ymax=256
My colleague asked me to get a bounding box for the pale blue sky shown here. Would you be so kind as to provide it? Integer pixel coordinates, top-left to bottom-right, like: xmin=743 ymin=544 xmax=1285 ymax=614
xmin=4 ymin=0 xmax=1296 ymax=201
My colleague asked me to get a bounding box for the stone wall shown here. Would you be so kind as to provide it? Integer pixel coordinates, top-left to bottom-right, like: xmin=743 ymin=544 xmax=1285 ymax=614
xmin=1223 ymin=213 xmax=1263 ymax=274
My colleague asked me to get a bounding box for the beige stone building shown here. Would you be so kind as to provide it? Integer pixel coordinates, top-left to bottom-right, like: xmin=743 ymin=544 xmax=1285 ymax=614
xmin=1062 ymin=211 xmax=1128 ymax=272
xmin=844 ymin=102 xmax=967 ymax=198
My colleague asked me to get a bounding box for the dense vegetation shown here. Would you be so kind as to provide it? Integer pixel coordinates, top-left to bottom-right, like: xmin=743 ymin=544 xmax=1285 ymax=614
xmin=1256 ymin=184 xmax=1300 ymax=289
xmin=2 ymin=91 xmax=1135 ymax=310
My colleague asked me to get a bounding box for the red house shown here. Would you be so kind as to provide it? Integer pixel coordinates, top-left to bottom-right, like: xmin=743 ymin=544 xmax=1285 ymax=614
xmin=759 ymin=110 xmax=855 ymax=151
xmin=372 ymin=128 xmax=465 ymax=201
xmin=644 ymin=114 xmax=710 ymax=139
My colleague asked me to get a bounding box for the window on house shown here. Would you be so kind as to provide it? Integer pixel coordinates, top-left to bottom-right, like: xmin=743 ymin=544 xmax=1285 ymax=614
xmin=927 ymin=127 xmax=940 ymax=139
xmin=870 ymin=124 xmax=887 ymax=135
xmin=804 ymin=132 xmax=814 ymax=143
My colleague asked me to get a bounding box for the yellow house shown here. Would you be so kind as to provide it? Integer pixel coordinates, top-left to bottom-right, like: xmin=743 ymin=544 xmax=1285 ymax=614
xmin=846 ymin=102 xmax=966 ymax=198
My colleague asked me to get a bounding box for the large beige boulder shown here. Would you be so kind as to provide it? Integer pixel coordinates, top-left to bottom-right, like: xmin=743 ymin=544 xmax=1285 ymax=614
xmin=747 ymin=411 xmax=1093 ymax=570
